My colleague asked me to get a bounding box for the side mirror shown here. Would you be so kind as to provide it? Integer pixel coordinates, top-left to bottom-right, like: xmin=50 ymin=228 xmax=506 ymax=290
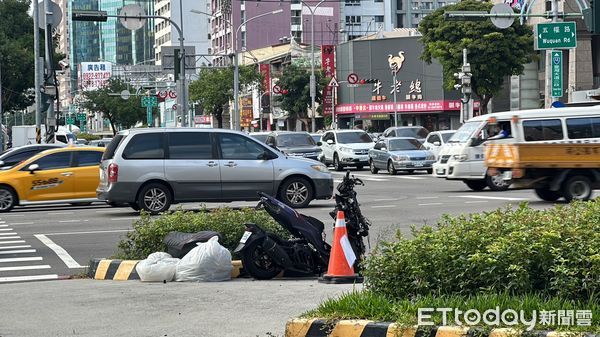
xmin=433 ymin=141 xmax=441 ymax=146
xmin=470 ymin=137 xmax=485 ymax=147
xmin=257 ymin=151 xmax=274 ymax=160
xmin=326 ymin=139 xmax=334 ymax=145
xmin=317 ymin=141 xmax=323 ymax=146
xmin=28 ymin=163 xmax=40 ymax=174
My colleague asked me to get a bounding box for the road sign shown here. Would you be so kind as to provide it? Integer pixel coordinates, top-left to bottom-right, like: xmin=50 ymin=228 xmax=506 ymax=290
xmin=535 ymin=22 xmax=577 ymax=50
xmin=490 ymin=3 xmax=514 ymax=29
xmin=76 ymin=113 xmax=86 ymax=121
xmin=146 ymin=106 xmax=153 ymax=127
xmin=347 ymin=73 xmax=359 ymax=84
xmin=66 ymin=117 xmax=75 ymax=125
xmin=119 ymin=4 xmax=146 ymax=31
xmin=272 ymin=85 xmax=282 ymax=95
xmin=141 ymin=95 xmax=158 ymax=107
xmin=328 ymin=77 xmax=339 ymax=87
xmin=551 ymin=51 xmax=563 ymax=97
xmin=79 ymin=120 xmax=87 ymax=132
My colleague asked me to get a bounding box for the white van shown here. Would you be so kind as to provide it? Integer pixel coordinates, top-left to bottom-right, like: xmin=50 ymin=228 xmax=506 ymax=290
xmin=432 ymin=114 xmax=512 ymax=191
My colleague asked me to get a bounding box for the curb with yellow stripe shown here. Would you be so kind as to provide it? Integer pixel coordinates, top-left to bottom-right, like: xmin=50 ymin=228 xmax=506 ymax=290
xmin=285 ymin=319 xmax=596 ymax=337
xmin=87 ymin=258 xmax=244 ymax=281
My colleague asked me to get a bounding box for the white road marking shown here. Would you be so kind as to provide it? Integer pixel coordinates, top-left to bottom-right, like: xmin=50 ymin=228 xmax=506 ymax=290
xmin=95 ymin=209 xmax=128 ymax=213
xmin=0 ymin=236 xmax=21 ymax=240
xmin=465 ymin=201 xmax=489 ymax=204
xmin=0 ymin=265 xmax=51 ymax=272
xmin=416 ymin=196 xmax=439 ymax=200
xmin=48 ymin=212 xmax=74 ymax=215
xmin=373 ymin=198 xmax=398 ymax=202
xmin=392 ymin=176 xmax=426 ymax=180
xmin=9 ymin=222 xmax=34 ymax=225
xmin=0 ymin=249 xmax=36 ymax=255
xmin=0 ymin=245 xmax=31 ymax=250
xmin=0 ymin=274 xmax=58 ymax=283
xmin=0 ymin=240 xmax=25 ymax=244
xmin=0 ymin=224 xmax=7 ymax=227
xmin=0 ymin=228 xmax=13 ymax=231
xmin=110 ymin=217 xmax=140 ymax=221
xmin=452 ymin=195 xmax=529 ymax=201
xmin=371 ymin=205 xmax=396 ymax=208
xmin=3 ymin=214 xmax=24 ymax=217
xmin=0 ymin=257 xmax=42 ymax=263
xmin=418 ymin=203 xmax=444 ymax=206
xmin=0 ymin=221 xmax=5 ymax=223
xmin=0 ymin=232 xmax=17 ymax=236
xmin=43 ymin=229 xmax=131 ymax=236
xmin=58 ymin=219 xmax=89 ymax=223
xmin=34 ymin=234 xmax=83 ymax=269
xmin=334 ymin=179 xmax=342 ymax=183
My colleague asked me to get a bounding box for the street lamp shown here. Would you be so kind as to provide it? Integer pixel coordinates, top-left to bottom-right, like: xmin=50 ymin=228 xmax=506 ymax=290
xmin=301 ymin=0 xmax=326 ymax=133
xmin=191 ymin=8 xmax=283 ymax=131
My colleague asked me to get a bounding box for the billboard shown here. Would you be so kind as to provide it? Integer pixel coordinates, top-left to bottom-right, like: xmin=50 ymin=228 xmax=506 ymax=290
xmin=80 ymin=62 xmax=112 ymax=91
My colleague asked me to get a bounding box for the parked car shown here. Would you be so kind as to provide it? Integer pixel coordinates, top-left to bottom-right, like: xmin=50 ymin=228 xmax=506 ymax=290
xmin=309 ymin=133 xmax=322 ymax=144
xmin=318 ymin=129 xmax=375 ymax=171
xmin=89 ymin=138 xmax=113 ymax=148
xmin=380 ymin=126 xmax=430 ymax=143
xmin=0 ymin=146 xmax=105 ymax=212
xmin=0 ymin=144 xmax=66 ymax=170
xmin=422 ymin=130 xmax=456 ymax=159
xmin=249 ymin=132 xmax=271 ymax=143
xmin=265 ymin=131 xmax=322 ymax=161
xmin=368 ymin=137 xmax=436 ymax=175
xmin=97 ymin=128 xmax=333 ymax=213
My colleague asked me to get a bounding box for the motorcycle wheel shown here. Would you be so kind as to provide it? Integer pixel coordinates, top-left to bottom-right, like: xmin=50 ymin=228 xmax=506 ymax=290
xmin=241 ymin=240 xmax=283 ymax=280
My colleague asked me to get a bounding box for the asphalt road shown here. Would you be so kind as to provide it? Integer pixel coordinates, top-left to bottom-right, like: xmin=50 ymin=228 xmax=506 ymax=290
xmin=0 ymin=170 xmax=557 ymax=284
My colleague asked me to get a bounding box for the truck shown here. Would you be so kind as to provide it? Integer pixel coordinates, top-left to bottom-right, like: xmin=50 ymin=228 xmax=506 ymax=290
xmin=484 ymin=106 xmax=600 ymax=201
xmin=11 ymin=125 xmax=76 ymax=148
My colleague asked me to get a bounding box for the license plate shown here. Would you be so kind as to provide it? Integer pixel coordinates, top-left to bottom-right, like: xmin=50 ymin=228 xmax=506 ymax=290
xmin=413 ymin=161 xmax=424 ymax=167
xmin=436 ymin=168 xmax=445 ymax=175
xmin=239 ymin=231 xmax=252 ymax=244
xmin=502 ymin=171 xmax=512 ymax=180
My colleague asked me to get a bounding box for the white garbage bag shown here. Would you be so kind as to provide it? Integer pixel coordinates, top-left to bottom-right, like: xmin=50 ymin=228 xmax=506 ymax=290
xmin=136 ymin=252 xmax=180 ymax=282
xmin=175 ymin=236 xmax=233 ymax=282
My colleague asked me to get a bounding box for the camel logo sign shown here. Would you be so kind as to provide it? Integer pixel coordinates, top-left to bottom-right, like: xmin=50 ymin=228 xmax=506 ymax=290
xmin=388 ymin=51 xmax=405 ymax=75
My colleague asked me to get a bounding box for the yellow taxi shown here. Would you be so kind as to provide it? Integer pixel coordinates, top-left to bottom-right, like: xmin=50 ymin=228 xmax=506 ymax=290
xmin=0 ymin=146 xmax=105 ymax=212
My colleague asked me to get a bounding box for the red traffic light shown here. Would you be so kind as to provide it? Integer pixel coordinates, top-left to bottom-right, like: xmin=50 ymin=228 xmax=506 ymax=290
xmin=282 ymin=89 xmax=289 ymax=94
xmin=359 ymin=79 xmax=366 ymax=84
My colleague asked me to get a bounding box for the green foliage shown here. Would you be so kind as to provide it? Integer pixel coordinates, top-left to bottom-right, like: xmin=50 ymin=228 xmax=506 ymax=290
xmin=188 ymin=65 xmax=259 ymax=128
xmin=81 ymin=78 xmax=146 ymax=134
xmin=418 ymin=0 xmax=534 ymax=112
xmin=76 ymin=133 xmax=100 ymax=141
xmin=275 ymin=65 xmax=327 ymax=129
xmin=304 ymin=291 xmax=600 ymax=331
xmin=0 ymin=0 xmax=35 ymax=113
xmin=116 ymin=207 xmax=288 ymax=260
xmin=363 ymin=201 xmax=600 ymax=302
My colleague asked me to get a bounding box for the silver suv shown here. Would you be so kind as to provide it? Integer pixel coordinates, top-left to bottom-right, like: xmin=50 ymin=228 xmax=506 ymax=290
xmin=96 ymin=128 xmax=333 ymax=213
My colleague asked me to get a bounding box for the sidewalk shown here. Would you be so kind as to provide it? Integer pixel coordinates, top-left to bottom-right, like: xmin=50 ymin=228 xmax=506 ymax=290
xmin=0 ymin=278 xmax=359 ymax=337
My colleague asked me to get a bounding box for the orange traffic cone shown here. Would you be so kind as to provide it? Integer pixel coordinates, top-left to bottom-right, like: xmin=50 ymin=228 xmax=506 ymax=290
xmin=319 ymin=211 xmax=363 ymax=284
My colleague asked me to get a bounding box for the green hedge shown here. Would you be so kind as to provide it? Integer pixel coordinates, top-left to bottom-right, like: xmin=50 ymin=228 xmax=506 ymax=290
xmin=364 ymin=201 xmax=600 ymax=302
xmin=116 ymin=207 xmax=288 ymax=259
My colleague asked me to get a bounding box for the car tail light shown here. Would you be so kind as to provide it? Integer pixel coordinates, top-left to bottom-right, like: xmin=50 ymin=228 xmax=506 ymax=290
xmin=108 ymin=163 xmax=118 ymax=183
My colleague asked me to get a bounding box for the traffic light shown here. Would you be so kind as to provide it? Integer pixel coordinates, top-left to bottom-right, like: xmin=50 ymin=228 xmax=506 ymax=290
xmin=453 ymin=63 xmax=472 ymax=96
xmin=583 ymin=0 xmax=600 ymax=33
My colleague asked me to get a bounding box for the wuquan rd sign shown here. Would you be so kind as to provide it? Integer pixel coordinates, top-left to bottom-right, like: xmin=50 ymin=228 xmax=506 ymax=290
xmin=535 ymin=22 xmax=577 ymax=50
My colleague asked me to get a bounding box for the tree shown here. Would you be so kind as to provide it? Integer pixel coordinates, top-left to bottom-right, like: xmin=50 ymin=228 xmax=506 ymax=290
xmin=81 ymin=78 xmax=146 ymax=134
xmin=188 ymin=65 xmax=259 ymax=128
xmin=418 ymin=0 xmax=534 ymax=113
xmin=275 ymin=64 xmax=326 ymax=130
xmin=0 ymin=0 xmax=35 ymax=113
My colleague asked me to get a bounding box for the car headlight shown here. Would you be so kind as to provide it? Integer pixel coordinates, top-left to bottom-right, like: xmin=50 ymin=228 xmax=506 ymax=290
xmin=453 ymin=154 xmax=468 ymax=161
xmin=392 ymin=155 xmax=409 ymax=161
xmin=426 ymin=154 xmax=435 ymax=160
xmin=311 ymin=164 xmax=330 ymax=173
xmin=339 ymin=147 xmax=353 ymax=153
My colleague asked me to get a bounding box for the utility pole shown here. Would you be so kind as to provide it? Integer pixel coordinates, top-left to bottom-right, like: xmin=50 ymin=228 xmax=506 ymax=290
xmin=44 ymin=0 xmax=56 ymax=143
xmin=0 ymin=63 xmax=3 ymax=151
xmin=454 ymin=49 xmax=472 ymax=123
xmin=33 ymin=0 xmax=42 ymax=143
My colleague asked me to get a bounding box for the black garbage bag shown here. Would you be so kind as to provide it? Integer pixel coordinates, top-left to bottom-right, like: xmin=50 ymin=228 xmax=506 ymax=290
xmin=163 ymin=231 xmax=222 ymax=258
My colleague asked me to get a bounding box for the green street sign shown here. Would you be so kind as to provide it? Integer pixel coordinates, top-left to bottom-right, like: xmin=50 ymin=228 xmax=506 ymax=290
xmin=146 ymin=106 xmax=153 ymax=127
xmin=66 ymin=117 xmax=75 ymax=125
xmin=76 ymin=113 xmax=86 ymax=121
xmin=535 ymin=22 xmax=577 ymax=50
xmin=551 ymin=51 xmax=563 ymax=97
xmin=141 ymin=96 xmax=158 ymax=107
xmin=79 ymin=120 xmax=87 ymax=132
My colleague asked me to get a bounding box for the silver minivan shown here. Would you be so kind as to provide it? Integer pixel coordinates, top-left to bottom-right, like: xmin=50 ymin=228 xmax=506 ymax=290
xmin=96 ymin=128 xmax=333 ymax=213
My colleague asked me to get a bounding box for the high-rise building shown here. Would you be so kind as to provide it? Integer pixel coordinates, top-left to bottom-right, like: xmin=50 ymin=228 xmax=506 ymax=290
xmin=392 ymin=0 xmax=456 ymax=29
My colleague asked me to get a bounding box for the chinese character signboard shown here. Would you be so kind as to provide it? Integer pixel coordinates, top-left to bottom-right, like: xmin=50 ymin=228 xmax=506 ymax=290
xmin=240 ymin=96 xmax=253 ymax=128
xmin=551 ymin=51 xmax=563 ymax=97
xmin=321 ymin=45 xmax=335 ymax=78
xmin=535 ymin=22 xmax=577 ymax=50
xmin=334 ymin=100 xmax=481 ymax=114
xmin=259 ymin=64 xmax=271 ymax=95
xmin=79 ymin=62 xmax=112 ymax=91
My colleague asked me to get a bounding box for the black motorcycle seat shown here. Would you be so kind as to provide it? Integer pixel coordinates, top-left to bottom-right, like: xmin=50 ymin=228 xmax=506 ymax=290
xmin=303 ymin=215 xmax=326 ymax=233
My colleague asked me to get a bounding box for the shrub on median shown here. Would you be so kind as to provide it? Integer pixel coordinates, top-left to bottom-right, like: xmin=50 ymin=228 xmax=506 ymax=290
xmin=116 ymin=207 xmax=288 ymax=260
xmin=363 ymin=201 xmax=600 ymax=302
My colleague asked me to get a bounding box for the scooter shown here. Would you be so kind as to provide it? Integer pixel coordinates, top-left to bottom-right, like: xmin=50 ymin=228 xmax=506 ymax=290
xmin=234 ymin=192 xmax=330 ymax=280
xmin=235 ymin=172 xmax=370 ymax=280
